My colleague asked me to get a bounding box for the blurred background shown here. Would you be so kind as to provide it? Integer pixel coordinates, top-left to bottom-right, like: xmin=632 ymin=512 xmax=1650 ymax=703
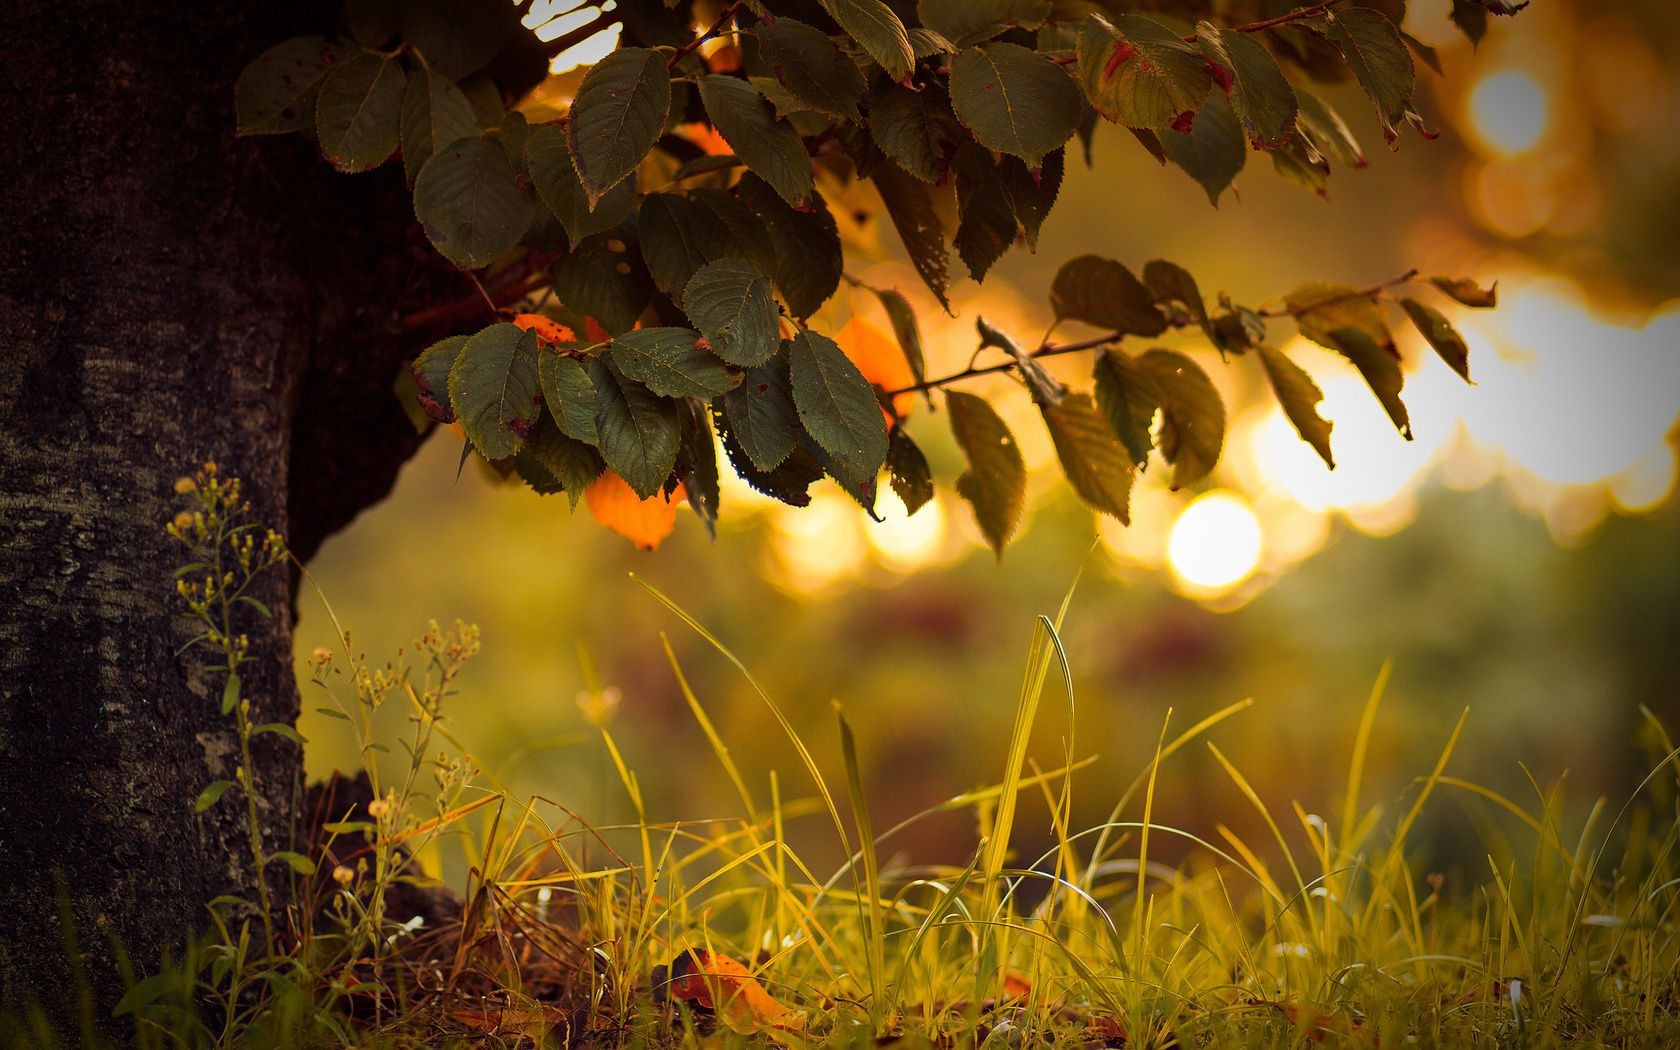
xmin=295 ymin=0 xmax=1680 ymax=878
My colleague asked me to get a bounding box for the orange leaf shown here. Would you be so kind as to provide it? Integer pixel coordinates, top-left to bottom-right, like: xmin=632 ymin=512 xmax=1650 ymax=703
xmin=675 ymin=121 xmax=732 ymax=158
xmin=1002 ymin=971 xmax=1031 ymax=998
xmin=512 ymin=312 xmax=576 ymax=348
xmin=836 ymin=316 xmax=914 ymax=423
xmin=586 ymin=469 xmax=683 ymax=550
xmin=662 ymin=950 xmax=806 ymax=1034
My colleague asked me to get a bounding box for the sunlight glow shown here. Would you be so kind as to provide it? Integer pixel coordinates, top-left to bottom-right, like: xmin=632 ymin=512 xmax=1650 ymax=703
xmin=866 ymin=489 xmax=950 ymax=573
xmin=1467 ymin=71 xmax=1551 ymax=157
xmin=1167 ymin=491 xmax=1263 ymax=595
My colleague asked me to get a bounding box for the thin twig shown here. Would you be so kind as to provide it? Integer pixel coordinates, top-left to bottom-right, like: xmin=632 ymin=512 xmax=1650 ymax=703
xmin=668 ymin=1 xmax=742 ymax=69
xmin=1253 ymin=268 xmax=1419 ymax=318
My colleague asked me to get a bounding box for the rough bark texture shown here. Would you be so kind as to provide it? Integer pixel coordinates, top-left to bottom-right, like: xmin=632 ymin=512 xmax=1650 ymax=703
xmin=0 ymin=0 xmax=436 ymax=1020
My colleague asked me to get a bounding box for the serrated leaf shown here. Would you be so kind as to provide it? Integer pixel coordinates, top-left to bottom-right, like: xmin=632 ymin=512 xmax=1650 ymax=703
xmin=1160 ymin=91 xmax=1245 ymax=206
xmin=871 ymin=162 xmax=950 ymax=311
xmin=399 ymin=0 xmax=512 ymax=79
xmin=412 ymin=336 xmax=465 ymax=424
xmin=717 ymin=405 xmax=826 ymax=506
xmin=1042 ymin=393 xmax=1134 ymax=522
xmin=538 ymin=350 xmax=599 ymax=442
xmin=1136 ymin=349 xmax=1225 ymax=489
xmin=527 ymin=413 xmax=606 ymax=508
xmin=910 ymin=27 xmax=957 ymax=57
xmin=949 ymin=43 xmax=1081 ymax=166
xmin=788 ymin=330 xmax=889 ymax=482
xmin=886 ymin=427 xmax=934 ymax=514
xmin=236 ymin=37 xmax=347 ymax=136
xmin=526 ymin=122 xmax=637 ymax=245
xmin=869 ymin=80 xmax=963 ymax=183
xmin=1450 ymin=0 xmax=1488 ymax=45
xmin=609 ymin=327 xmax=733 ymax=399
xmin=1316 ymin=8 xmax=1414 ymax=142
xmin=997 ymin=149 xmax=1063 ymax=251
xmin=1195 ymin=23 xmax=1296 ymax=148
xmin=194 ymin=780 xmax=237 ymax=814
xmin=1400 ymin=298 xmax=1471 ymax=382
xmin=863 ymin=284 xmax=927 ymax=393
xmin=1257 ymin=344 xmax=1334 ymax=468
xmin=698 ymin=75 xmax=814 ymax=208
xmin=1142 ymin=259 xmax=1213 ymax=344
xmin=691 ymin=187 xmax=780 ymax=277
xmin=414 ymin=134 xmax=534 ymax=268
xmin=735 ymin=175 xmax=842 ymax=318
xmin=567 ymin=47 xmax=671 ymax=204
xmin=591 ymin=359 xmax=682 ymax=497
xmin=754 ymin=17 xmax=867 ymax=120
xmin=1324 ymin=326 xmax=1411 ymax=438
xmin=400 ymin=64 xmax=479 ymax=183
xmin=918 ymin=0 xmax=1051 ymax=48
xmin=1093 ymin=348 xmax=1160 ymax=468
xmin=449 ymin=323 xmax=543 ymax=459
xmin=1076 ymin=14 xmax=1211 ymax=130
xmin=315 ymin=51 xmax=406 ymax=171
xmin=947 ymin=390 xmax=1025 ymax=558
xmin=953 ymin=143 xmax=1017 ymax=282
xmin=1287 ymin=281 xmax=1395 ymax=355
xmin=1429 ymin=275 xmax=1498 ymax=308
xmin=551 ymin=230 xmax=653 ymax=335
xmin=1295 ymin=88 xmax=1365 ymax=168
xmin=683 ymin=259 xmax=780 ymax=367
xmin=1050 ymin=255 xmax=1166 ymax=335
xmin=819 ymin=0 xmax=915 ymax=79
xmin=638 ymin=192 xmax=739 ymax=297
xmin=268 ymin=850 xmax=318 ymax=876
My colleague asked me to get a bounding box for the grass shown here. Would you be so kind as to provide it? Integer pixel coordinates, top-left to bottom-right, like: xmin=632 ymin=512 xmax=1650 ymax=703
xmin=11 ymin=566 xmax=1680 ymax=1048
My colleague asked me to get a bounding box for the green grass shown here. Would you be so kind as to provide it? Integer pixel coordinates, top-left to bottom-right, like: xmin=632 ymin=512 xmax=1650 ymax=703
xmin=14 ymin=579 xmax=1680 ymax=1049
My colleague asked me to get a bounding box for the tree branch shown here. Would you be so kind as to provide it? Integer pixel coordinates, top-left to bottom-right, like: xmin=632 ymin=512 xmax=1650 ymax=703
xmin=668 ymin=1 xmax=742 ymax=69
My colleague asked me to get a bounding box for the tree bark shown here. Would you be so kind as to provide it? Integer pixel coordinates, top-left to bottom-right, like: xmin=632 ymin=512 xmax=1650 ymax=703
xmin=0 ymin=0 xmax=436 ymax=1021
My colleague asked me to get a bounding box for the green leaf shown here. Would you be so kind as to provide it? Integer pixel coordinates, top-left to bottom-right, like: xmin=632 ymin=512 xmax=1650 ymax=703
xmin=194 ymin=779 xmax=237 ymax=814
xmin=1295 ymin=88 xmax=1365 ymax=168
xmin=818 ymin=0 xmax=915 ymax=79
xmin=754 ymin=17 xmax=867 ymax=121
xmin=1050 ymin=255 xmax=1166 ymax=335
xmin=697 ymin=75 xmax=814 ymax=208
xmin=526 ymin=122 xmax=637 ymax=245
xmin=683 ymin=259 xmax=780 ymax=368
xmin=1323 ymin=326 xmax=1411 ymax=438
xmin=567 ymin=47 xmax=671 ymax=204
xmin=551 ymin=230 xmax=653 ymax=335
xmin=1286 ymin=281 xmax=1396 ymax=356
xmin=949 ymin=43 xmax=1081 ymax=166
xmin=400 ymin=64 xmax=479 ymax=183
xmin=1257 ymin=344 xmax=1334 ymax=469
xmin=735 ymin=175 xmax=842 ymax=319
xmin=1142 ymin=259 xmax=1213 ymax=344
xmin=1093 ymin=348 xmax=1160 ymax=468
xmin=997 ymin=149 xmax=1063 ymax=251
xmin=1429 ymin=275 xmax=1498 ymax=308
xmin=886 ymin=427 xmax=934 ymax=515
xmin=251 ymin=722 xmax=308 ymax=745
xmin=268 ymin=850 xmax=318 ymax=876
xmin=1195 ymin=23 xmax=1296 ymax=148
xmin=717 ymin=404 xmax=826 ymax=507
xmin=918 ymin=0 xmax=1051 ymax=48
xmin=414 ymin=134 xmax=534 ymax=269
xmin=221 ymin=673 xmax=241 ymax=716
xmin=448 ymin=323 xmax=543 ymax=460
xmin=527 ymin=414 xmax=606 ymax=508
xmin=609 ymin=327 xmax=734 ymax=399
xmin=1400 ymin=298 xmax=1471 ymax=382
xmin=591 ymin=359 xmax=681 ymax=497
xmin=788 ymin=330 xmax=889 ymax=483
xmin=315 ymin=51 xmax=406 ymax=172
xmin=1315 ymin=8 xmax=1414 ymax=143
xmin=1160 ymin=91 xmax=1245 ymax=206
xmin=691 ymin=187 xmax=780 ymax=278
xmin=952 ymin=143 xmax=1018 ymax=282
xmin=869 ymin=81 xmax=963 ymax=183
xmin=1077 ymin=14 xmax=1211 ymax=130
xmin=1450 ymin=0 xmax=1489 ymax=45
xmin=947 ymin=390 xmax=1026 ymax=558
xmin=638 ymin=192 xmax=739 ymax=298
xmin=399 ymin=0 xmax=512 ymax=79
xmin=863 ymin=283 xmax=928 ymax=392
xmin=871 ymin=162 xmax=950 ymax=312
xmin=538 ymin=349 xmax=599 ymax=443
xmin=677 ymin=398 xmax=721 ymax=536
xmin=236 ymin=37 xmax=347 ymax=136
xmin=1041 ymin=393 xmax=1134 ymax=522
xmin=1136 ymin=349 xmax=1225 ymax=489
xmin=722 ymin=357 xmax=802 ymax=472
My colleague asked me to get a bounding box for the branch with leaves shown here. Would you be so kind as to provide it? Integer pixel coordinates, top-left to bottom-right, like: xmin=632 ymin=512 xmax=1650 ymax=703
xmin=236 ymin=0 xmax=1513 ymax=553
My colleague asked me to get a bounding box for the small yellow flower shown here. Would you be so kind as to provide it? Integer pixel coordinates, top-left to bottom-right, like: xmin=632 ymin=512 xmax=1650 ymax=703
xmin=172 ymin=510 xmax=193 ymax=530
xmin=332 ymin=865 xmax=355 ymax=887
xmin=173 ymin=477 xmax=198 ymax=494
xmin=367 ymin=798 xmax=390 ymax=819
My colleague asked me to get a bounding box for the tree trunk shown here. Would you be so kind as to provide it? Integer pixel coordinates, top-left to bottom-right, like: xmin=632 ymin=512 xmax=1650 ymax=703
xmin=0 ymin=0 xmax=436 ymax=1021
